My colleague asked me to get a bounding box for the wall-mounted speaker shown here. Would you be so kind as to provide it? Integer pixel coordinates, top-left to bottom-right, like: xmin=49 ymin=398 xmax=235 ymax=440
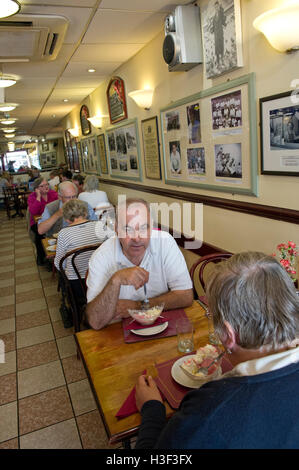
xmin=163 ymin=5 xmax=203 ymax=72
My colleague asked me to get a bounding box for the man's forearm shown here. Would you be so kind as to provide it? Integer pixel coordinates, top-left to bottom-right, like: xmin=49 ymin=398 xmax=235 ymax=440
xmin=146 ymin=289 xmax=193 ymax=311
xmin=86 ymin=276 xmax=121 ymax=330
xmin=38 ymin=212 xmax=60 ymax=235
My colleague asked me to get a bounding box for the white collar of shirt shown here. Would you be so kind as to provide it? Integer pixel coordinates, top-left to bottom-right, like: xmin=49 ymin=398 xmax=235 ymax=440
xmin=223 ymin=346 xmax=299 ymax=379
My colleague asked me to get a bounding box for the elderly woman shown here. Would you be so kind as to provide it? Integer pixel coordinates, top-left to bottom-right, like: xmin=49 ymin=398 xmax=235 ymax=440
xmin=78 ymin=174 xmax=110 ymax=217
xmin=54 ymin=199 xmax=114 ymax=328
xmin=27 ymin=177 xmax=58 ymax=265
xmin=135 ymin=252 xmax=299 ymax=449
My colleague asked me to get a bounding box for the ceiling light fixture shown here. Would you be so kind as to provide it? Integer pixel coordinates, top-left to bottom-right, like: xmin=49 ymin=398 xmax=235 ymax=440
xmin=2 ymin=127 xmax=16 ymax=132
xmin=88 ymin=68 xmax=96 ymax=73
xmin=5 ymin=133 xmax=15 ymax=138
xmin=253 ymin=1 xmax=299 ymax=52
xmin=0 ymin=0 xmax=20 ymax=19
xmin=0 ymin=118 xmax=17 ymax=125
xmin=0 ymin=74 xmax=18 ymax=88
xmin=63 ymin=99 xmax=69 ymax=102
xmin=0 ymin=103 xmax=18 ymax=112
xmin=128 ymin=89 xmax=154 ymax=110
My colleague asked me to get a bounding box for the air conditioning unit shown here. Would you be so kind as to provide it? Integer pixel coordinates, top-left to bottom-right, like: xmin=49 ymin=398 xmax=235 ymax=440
xmin=0 ymin=14 xmax=69 ymax=62
xmin=163 ymin=5 xmax=202 ymax=72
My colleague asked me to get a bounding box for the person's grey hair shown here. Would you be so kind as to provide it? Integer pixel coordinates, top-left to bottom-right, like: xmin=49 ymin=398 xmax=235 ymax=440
xmin=83 ymin=175 xmax=99 ymax=192
xmin=206 ymin=251 xmax=299 ymax=349
xmin=62 ymin=199 xmax=88 ymax=222
xmin=58 ymin=180 xmax=78 ymax=196
xmin=32 ymin=177 xmax=44 ymax=190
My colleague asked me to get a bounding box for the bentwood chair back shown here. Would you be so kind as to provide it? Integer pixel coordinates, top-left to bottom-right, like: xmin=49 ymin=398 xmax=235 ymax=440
xmin=59 ymin=244 xmax=101 ymax=332
xmin=189 ymin=252 xmax=233 ymax=301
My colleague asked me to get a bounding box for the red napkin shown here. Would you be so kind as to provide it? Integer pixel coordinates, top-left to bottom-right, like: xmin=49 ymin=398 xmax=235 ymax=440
xmin=124 ymin=315 xmax=167 ymax=331
xmin=115 ymin=370 xmax=165 ymax=419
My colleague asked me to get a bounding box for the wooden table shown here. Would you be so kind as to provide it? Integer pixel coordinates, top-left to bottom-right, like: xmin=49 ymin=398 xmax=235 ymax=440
xmin=42 ymin=237 xmax=56 ymax=259
xmin=75 ymin=301 xmax=209 ymax=446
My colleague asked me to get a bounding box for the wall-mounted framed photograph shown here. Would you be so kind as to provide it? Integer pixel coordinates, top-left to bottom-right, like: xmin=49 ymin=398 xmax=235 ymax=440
xmin=260 ymin=91 xmax=299 ymax=176
xmin=80 ymin=104 xmax=92 ymax=136
xmin=160 ymin=73 xmax=258 ymax=196
xmin=141 ymin=116 xmax=162 ymax=180
xmin=106 ymin=76 xmax=127 ymax=124
xmin=201 ymin=0 xmax=243 ymax=79
xmin=41 ymin=142 xmax=49 ymax=152
xmin=97 ymin=133 xmax=108 ymax=174
xmin=80 ymin=136 xmax=99 ymax=174
xmin=105 ymin=118 xmax=142 ymax=181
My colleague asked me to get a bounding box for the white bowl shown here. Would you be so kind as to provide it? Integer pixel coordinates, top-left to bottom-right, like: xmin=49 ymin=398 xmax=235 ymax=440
xmin=48 ymin=239 xmax=56 ymax=245
xmin=128 ymin=304 xmax=164 ymax=326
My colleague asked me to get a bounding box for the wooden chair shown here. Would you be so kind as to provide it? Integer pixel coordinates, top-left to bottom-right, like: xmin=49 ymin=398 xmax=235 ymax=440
xmin=189 ymin=252 xmax=233 ymax=302
xmin=59 ymin=243 xmax=101 ymax=332
xmin=3 ymin=187 xmax=28 ymax=218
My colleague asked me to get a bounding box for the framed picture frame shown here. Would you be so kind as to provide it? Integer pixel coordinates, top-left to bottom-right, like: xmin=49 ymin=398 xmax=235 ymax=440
xmin=105 ymin=118 xmax=142 ymax=181
xmin=97 ymin=133 xmax=108 ymax=174
xmin=160 ymin=73 xmax=258 ymax=196
xmin=141 ymin=116 xmax=162 ymax=180
xmin=201 ymin=0 xmax=243 ymax=79
xmin=260 ymin=91 xmax=299 ymax=176
xmin=41 ymin=142 xmax=49 ymax=152
xmin=80 ymin=136 xmax=99 ymax=174
xmin=80 ymin=104 xmax=92 ymax=136
xmin=106 ymin=76 xmax=127 ymax=124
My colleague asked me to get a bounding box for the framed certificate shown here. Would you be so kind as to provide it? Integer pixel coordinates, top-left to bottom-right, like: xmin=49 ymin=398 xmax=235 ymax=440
xmin=141 ymin=116 xmax=162 ymax=180
xmin=106 ymin=76 xmax=128 ymax=124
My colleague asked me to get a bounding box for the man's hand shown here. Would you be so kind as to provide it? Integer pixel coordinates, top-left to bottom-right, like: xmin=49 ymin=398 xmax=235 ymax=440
xmin=112 ymin=267 xmax=149 ymax=290
xmin=135 ymin=375 xmax=163 ymax=412
xmin=115 ymin=299 xmax=141 ymax=318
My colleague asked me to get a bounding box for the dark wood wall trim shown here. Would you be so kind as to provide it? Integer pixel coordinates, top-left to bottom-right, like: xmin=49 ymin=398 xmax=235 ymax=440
xmin=99 ymin=178 xmax=299 ymax=226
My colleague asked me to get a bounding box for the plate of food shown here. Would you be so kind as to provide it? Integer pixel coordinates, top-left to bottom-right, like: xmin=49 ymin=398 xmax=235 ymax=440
xmin=171 ymin=344 xmax=223 ymax=389
xmin=131 ymin=321 xmax=168 ymax=336
xmin=47 ymin=245 xmax=57 ymax=252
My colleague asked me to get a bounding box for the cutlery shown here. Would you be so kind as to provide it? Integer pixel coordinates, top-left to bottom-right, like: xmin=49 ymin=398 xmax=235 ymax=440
xmin=194 ymin=350 xmax=226 ymax=375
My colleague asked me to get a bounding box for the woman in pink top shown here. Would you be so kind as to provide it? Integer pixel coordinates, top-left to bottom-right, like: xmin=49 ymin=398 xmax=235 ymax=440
xmin=27 ymin=177 xmax=58 ymax=265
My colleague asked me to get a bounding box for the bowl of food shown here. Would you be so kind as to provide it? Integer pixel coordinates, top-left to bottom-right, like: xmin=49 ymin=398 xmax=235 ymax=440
xmin=128 ymin=304 xmax=164 ymax=326
xmin=48 ymin=239 xmax=56 ymax=246
xmin=180 ymin=344 xmax=223 ymax=382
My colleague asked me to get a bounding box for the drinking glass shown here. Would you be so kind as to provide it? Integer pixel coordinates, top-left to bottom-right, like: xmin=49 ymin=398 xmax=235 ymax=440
xmin=176 ymin=319 xmax=194 ymax=353
xmin=206 ymin=311 xmax=222 ymax=346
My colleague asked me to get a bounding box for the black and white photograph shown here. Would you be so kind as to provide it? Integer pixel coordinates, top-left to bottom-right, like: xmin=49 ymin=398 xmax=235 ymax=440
xmin=108 ymin=133 xmax=116 ymax=152
xmin=115 ymin=130 xmax=127 ymax=154
xmin=119 ymin=160 xmax=128 ymax=172
xmin=130 ymin=155 xmax=138 ymax=170
xmin=260 ymin=91 xmax=299 ymax=175
xmin=110 ymin=157 xmax=118 ymax=170
xmin=126 ymin=129 xmax=137 ymax=149
xmin=187 ymin=148 xmax=206 ymax=176
xmin=211 ymin=90 xmax=242 ymax=129
xmin=201 ymin=0 xmax=243 ymax=79
xmin=169 ymin=140 xmax=182 ymax=175
xmin=166 ymin=110 xmax=181 ymax=131
xmin=187 ymin=104 xmax=201 ymax=144
xmin=215 ymin=143 xmax=242 ymax=178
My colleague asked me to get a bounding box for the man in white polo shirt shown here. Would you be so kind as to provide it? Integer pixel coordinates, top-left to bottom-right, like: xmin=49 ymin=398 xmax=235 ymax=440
xmin=86 ymin=198 xmax=193 ymax=330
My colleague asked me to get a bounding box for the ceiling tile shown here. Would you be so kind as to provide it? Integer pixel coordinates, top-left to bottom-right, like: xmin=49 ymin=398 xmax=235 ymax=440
xmin=63 ymin=61 xmax=122 ymax=76
xmin=98 ymin=0 xmax=190 ymax=11
xmin=72 ymin=43 xmax=143 ymax=62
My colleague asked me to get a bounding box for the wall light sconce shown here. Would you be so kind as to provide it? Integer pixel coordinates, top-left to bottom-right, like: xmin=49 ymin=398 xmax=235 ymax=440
xmin=128 ymin=89 xmax=154 ymax=110
xmin=0 ymin=74 xmax=18 ymax=88
xmin=5 ymin=133 xmax=15 ymax=138
xmin=0 ymin=117 xmax=17 ymax=125
xmin=68 ymin=127 xmax=79 ymax=137
xmin=2 ymin=127 xmax=16 ymax=132
xmin=87 ymin=115 xmax=108 ymax=128
xmin=0 ymin=103 xmax=18 ymax=112
xmin=253 ymin=1 xmax=299 ymax=52
xmin=7 ymin=141 xmax=15 ymax=151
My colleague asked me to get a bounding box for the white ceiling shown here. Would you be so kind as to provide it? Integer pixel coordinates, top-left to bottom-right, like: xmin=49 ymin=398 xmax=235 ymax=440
xmin=0 ymin=0 xmax=191 ymax=145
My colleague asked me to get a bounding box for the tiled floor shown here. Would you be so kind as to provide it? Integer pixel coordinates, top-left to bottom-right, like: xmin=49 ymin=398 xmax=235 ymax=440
xmin=0 ymin=208 xmax=121 ymax=449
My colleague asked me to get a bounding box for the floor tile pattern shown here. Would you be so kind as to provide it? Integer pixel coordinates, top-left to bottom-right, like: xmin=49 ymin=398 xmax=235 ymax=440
xmin=0 ymin=209 xmax=121 ymax=449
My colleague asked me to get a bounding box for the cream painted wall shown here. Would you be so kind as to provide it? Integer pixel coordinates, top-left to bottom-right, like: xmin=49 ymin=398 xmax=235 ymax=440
xmin=62 ymin=0 xmax=299 ymax=254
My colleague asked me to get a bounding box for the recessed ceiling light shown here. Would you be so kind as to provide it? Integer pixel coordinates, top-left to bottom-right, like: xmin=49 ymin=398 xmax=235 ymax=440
xmin=0 ymin=1 xmax=20 ymax=19
xmin=63 ymin=99 xmax=69 ymax=102
xmin=88 ymin=68 xmax=96 ymax=73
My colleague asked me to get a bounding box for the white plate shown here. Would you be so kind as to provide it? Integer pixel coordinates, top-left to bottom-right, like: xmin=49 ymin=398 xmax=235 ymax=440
xmin=47 ymin=245 xmax=56 ymax=252
xmin=131 ymin=321 xmax=168 ymax=336
xmin=171 ymin=355 xmax=222 ymax=389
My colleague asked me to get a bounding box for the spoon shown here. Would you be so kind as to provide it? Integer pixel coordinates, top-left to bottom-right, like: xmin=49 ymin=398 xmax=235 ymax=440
xmin=143 ymin=283 xmax=149 ymax=308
